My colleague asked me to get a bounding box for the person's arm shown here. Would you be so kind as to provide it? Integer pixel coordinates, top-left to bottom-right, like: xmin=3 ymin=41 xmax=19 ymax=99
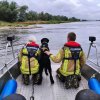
xmin=35 ymin=49 xmax=41 ymax=56
xmin=80 ymin=51 xmax=86 ymax=67
xmin=35 ymin=48 xmax=41 ymax=61
xmin=45 ymin=49 xmax=64 ymax=63
xmin=18 ymin=49 xmax=23 ymax=63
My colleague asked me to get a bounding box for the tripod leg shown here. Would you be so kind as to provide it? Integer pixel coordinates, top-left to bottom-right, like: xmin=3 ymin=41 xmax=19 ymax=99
xmin=11 ymin=42 xmax=15 ymax=59
xmin=87 ymin=43 xmax=92 ymax=59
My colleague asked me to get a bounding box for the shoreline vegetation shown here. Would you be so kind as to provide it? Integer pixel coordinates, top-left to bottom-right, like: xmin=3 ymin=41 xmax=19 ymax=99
xmin=0 ymin=20 xmax=80 ymax=30
xmin=0 ymin=0 xmax=80 ymax=30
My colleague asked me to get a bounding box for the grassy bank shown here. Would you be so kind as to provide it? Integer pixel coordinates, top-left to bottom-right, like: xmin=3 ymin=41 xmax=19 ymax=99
xmin=0 ymin=20 xmax=72 ymax=27
xmin=0 ymin=20 xmax=80 ymax=30
xmin=0 ymin=21 xmax=28 ymax=27
xmin=14 ymin=20 xmax=69 ymax=26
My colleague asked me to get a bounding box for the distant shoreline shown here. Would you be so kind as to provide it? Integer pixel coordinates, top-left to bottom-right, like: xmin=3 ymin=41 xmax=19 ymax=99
xmin=0 ymin=20 xmax=79 ymax=30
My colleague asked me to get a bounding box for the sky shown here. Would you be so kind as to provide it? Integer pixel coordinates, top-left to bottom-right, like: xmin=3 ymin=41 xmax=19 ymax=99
xmin=2 ymin=0 xmax=100 ymax=20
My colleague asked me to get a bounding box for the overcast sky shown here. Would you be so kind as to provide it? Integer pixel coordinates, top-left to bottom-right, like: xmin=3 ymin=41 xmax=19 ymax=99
xmin=2 ymin=0 xmax=100 ymax=20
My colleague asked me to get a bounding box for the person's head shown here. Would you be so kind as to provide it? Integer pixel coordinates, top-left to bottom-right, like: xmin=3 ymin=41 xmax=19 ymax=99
xmin=67 ymin=32 xmax=76 ymax=42
xmin=75 ymin=89 xmax=100 ymax=100
xmin=27 ymin=36 xmax=37 ymax=43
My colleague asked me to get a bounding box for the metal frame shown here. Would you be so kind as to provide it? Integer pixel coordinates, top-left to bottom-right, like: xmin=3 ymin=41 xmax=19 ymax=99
xmin=87 ymin=42 xmax=100 ymax=67
xmin=0 ymin=40 xmax=18 ymax=76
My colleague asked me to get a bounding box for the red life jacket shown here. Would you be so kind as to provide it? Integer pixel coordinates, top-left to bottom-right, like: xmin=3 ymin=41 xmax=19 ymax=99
xmin=63 ymin=41 xmax=82 ymax=74
xmin=64 ymin=41 xmax=81 ymax=47
xmin=27 ymin=42 xmax=39 ymax=47
xmin=22 ymin=42 xmax=39 ymax=58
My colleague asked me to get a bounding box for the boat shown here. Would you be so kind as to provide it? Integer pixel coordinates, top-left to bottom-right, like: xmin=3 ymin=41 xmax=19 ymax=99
xmin=0 ymin=35 xmax=100 ymax=100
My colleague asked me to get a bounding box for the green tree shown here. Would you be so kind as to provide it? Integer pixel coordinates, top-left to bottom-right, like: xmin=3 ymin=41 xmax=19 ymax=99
xmin=44 ymin=13 xmax=52 ymax=21
xmin=38 ymin=12 xmax=45 ymax=20
xmin=69 ymin=17 xmax=80 ymax=22
xmin=8 ymin=1 xmax=18 ymax=22
xmin=0 ymin=1 xmax=18 ymax=22
xmin=26 ymin=11 xmax=38 ymax=21
xmin=18 ymin=5 xmax=28 ymax=21
xmin=0 ymin=0 xmax=80 ymax=22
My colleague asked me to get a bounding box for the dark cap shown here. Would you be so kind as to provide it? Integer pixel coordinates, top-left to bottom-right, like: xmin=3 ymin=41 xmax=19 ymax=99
xmin=41 ymin=38 xmax=49 ymax=43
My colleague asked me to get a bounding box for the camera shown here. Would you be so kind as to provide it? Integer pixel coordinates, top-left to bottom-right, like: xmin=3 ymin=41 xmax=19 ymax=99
xmin=7 ymin=35 xmax=15 ymax=42
xmin=89 ymin=36 xmax=96 ymax=43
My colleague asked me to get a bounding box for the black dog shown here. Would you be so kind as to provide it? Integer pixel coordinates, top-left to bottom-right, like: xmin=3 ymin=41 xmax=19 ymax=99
xmin=38 ymin=38 xmax=54 ymax=85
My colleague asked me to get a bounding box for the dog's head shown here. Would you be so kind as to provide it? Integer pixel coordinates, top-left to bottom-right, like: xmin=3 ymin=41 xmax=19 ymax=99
xmin=41 ymin=38 xmax=49 ymax=44
xmin=41 ymin=38 xmax=49 ymax=51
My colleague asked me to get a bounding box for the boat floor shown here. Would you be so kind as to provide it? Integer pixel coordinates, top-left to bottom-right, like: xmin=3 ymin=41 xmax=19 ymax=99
xmin=16 ymin=64 xmax=88 ymax=100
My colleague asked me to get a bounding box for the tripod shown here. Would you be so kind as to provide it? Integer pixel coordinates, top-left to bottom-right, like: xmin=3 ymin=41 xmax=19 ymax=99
xmin=87 ymin=36 xmax=99 ymax=67
xmin=4 ymin=35 xmax=15 ymax=79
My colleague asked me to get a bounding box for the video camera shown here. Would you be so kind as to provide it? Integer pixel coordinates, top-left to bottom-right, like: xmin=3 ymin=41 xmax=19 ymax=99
xmin=89 ymin=36 xmax=96 ymax=43
xmin=7 ymin=35 xmax=15 ymax=42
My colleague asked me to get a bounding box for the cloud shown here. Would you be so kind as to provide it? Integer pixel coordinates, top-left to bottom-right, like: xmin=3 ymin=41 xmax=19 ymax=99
xmin=1 ymin=0 xmax=100 ymax=20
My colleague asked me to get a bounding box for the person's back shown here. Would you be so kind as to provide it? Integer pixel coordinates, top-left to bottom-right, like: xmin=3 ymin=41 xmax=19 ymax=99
xmin=59 ymin=40 xmax=84 ymax=77
xmin=20 ymin=41 xmax=39 ymax=75
xmin=19 ymin=36 xmax=40 ymax=85
xmin=45 ymin=32 xmax=86 ymax=88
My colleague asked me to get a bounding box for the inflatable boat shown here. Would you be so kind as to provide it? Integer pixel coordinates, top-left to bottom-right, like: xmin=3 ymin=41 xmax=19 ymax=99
xmin=0 ymin=36 xmax=100 ymax=100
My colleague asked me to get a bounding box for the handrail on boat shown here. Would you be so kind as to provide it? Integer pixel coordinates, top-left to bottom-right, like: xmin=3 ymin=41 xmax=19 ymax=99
xmin=0 ymin=36 xmax=20 ymax=75
xmin=0 ymin=56 xmax=18 ymax=72
xmin=0 ymin=43 xmax=24 ymax=51
xmin=87 ymin=59 xmax=100 ymax=67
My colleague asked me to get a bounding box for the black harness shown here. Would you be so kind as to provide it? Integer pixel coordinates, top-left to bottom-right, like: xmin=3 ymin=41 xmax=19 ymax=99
xmin=63 ymin=46 xmax=82 ymax=74
xmin=22 ymin=46 xmax=39 ymax=75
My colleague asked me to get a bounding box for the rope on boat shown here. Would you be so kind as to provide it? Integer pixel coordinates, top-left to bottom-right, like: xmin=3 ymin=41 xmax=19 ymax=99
xmin=30 ymin=83 xmax=34 ymax=100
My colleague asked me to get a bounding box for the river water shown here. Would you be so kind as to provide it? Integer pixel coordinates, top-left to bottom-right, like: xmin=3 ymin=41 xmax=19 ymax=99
xmin=0 ymin=21 xmax=100 ymax=68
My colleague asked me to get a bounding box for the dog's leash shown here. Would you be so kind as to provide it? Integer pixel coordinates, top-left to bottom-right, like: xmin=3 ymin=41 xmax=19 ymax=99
xmin=30 ymin=82 xmax=34 ymax=100
xmin=28 ymin=56 xmax=34 ymax=100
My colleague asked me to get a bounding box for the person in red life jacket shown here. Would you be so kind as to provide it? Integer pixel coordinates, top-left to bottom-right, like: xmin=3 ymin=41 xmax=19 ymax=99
xmin=19 ymin=36 xmax=40 ymax=85
xmin=45 ymin=32 xmax=86 ymax=89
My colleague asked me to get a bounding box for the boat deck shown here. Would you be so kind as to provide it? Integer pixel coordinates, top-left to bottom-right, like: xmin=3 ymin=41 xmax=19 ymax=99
xmin=16 ymin=64 xmax=88 ymax=100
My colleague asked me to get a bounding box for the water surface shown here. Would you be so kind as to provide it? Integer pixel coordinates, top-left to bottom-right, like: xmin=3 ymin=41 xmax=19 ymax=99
xmin=0 ymin=21 xmax=100 ymax=67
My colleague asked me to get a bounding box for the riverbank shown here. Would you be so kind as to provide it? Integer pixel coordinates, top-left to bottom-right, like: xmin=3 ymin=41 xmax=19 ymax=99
xmin=0 ymin=20 xmax=77 ymax=30
xmin=0 ymin=21 xmax=42 ymax=30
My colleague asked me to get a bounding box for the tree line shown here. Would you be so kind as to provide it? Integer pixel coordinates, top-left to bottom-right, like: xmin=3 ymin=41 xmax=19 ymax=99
xmin=0 ymin=0 xmax=80 ymax=22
